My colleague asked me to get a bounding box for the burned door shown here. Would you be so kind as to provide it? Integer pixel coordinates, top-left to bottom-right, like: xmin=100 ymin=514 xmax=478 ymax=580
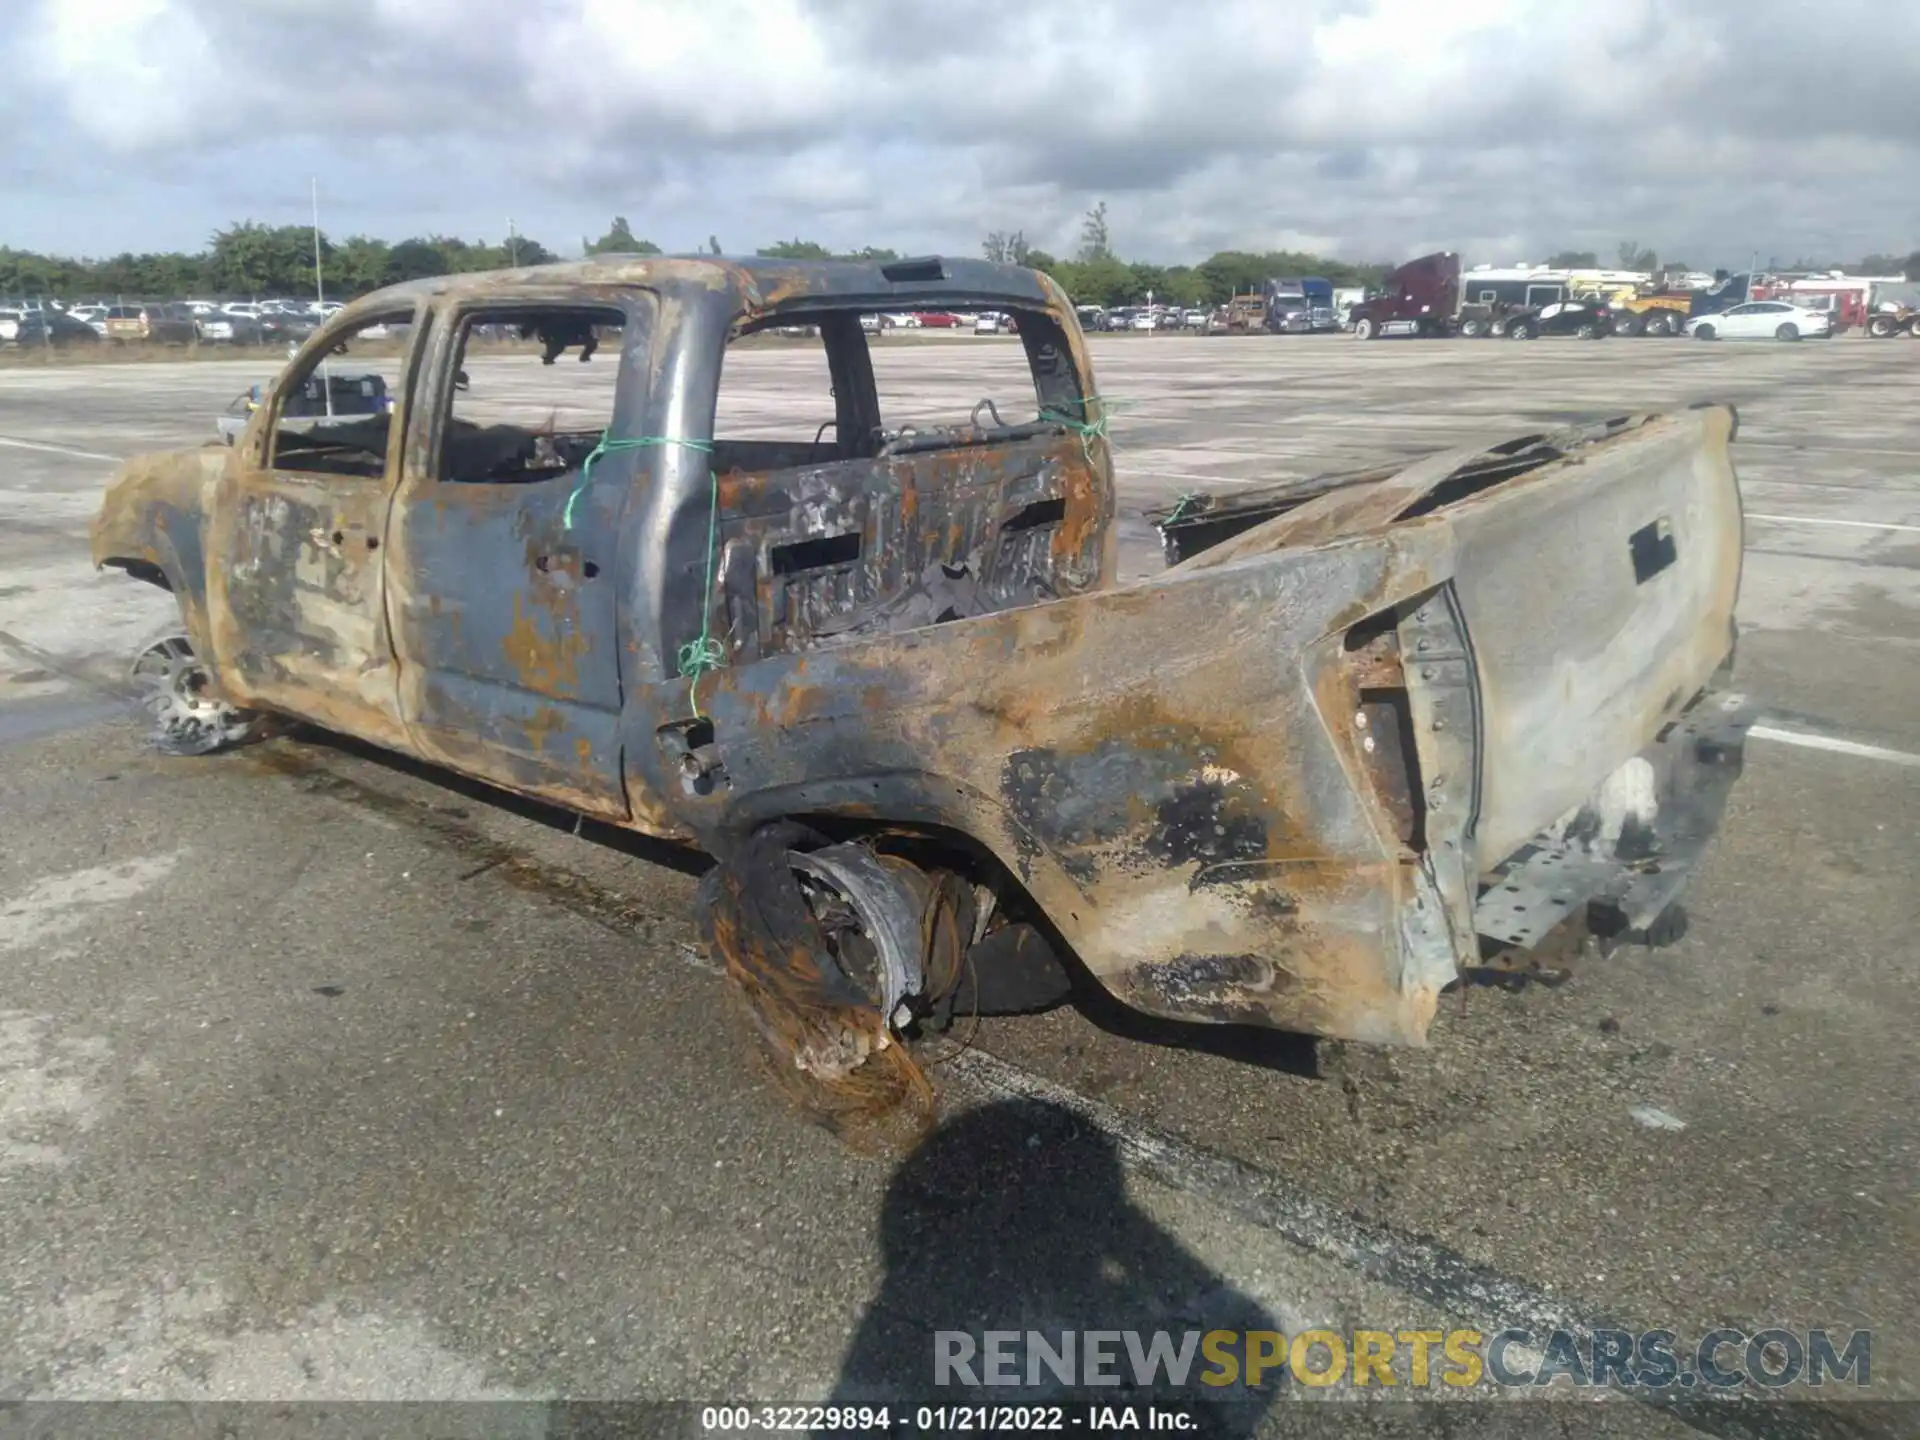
xmin=208 ymin=308 xmax=423 ymax=748
xmin=386 ymin=299 xmax=641 ymax=818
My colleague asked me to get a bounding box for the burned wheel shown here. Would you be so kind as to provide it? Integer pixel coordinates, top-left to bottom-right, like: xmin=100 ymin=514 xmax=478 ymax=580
xmin=128 ymin=627 xmax=264 ymax=755
xmin=701 ymin=824 xmax=978 ymax=1141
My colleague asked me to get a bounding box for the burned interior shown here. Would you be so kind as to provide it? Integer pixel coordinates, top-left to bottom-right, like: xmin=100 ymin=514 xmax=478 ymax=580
xmin=704 ymin=298 xmax=1109 ymax=663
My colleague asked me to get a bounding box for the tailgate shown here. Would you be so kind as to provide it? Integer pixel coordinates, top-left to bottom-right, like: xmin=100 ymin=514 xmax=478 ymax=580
xmin=1440 ymin=406 xmax=1743 ymax=863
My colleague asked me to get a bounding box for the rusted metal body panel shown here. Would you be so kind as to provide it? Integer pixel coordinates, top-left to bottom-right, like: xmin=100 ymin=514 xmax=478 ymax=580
xmin=92 ymin=254 xmax=1749 ymax=1057
xmin=666 ymin=528 xmax=1459 ymax=1045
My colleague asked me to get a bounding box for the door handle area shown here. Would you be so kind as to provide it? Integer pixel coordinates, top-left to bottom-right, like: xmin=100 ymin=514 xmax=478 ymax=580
xmin=312 ymin=523 xmax=380 ymax=555
xmin=536 ymin=549 xmax=599 ymax=579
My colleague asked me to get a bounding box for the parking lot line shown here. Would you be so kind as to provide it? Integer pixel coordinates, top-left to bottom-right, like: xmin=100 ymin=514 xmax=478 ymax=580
xmin=1750 ymin=724 xmax=1920 ymax=768
xmin=1747 ymin=513 xmax=1920 ymax=534
xmin=0 ymin=434 xmax=123 ymax=463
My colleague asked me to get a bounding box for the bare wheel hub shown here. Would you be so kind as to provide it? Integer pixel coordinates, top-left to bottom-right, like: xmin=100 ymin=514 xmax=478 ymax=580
xmin=129 ymin=633 xmax=259 ymax=754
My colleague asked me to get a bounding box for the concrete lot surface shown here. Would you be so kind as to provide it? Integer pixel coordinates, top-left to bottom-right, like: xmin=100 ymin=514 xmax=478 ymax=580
xmin=1 ymin=334 xmax=1915 ymax=1435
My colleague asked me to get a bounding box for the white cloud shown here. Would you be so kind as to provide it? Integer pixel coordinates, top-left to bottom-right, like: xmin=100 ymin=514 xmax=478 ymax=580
xmin=33 ymin=0 xmax=216 ymax=150
xmin=5 ymin=0 xmax=1918 ymax=265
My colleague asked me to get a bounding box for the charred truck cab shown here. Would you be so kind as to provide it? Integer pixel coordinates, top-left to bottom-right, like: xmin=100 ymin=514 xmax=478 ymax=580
xmin=93 ymin=255 xmax=1753 ymax=1125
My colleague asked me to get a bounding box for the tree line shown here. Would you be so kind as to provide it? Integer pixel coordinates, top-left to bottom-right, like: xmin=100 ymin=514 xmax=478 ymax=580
xmin=0 ymin=209 xmax=1390 ymax=308
xmin=5 ymin=209 xmax=1913 ymax=307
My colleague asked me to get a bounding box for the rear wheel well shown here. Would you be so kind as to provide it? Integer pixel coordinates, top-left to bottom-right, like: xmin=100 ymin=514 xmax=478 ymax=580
xmin=728 ymin=811 xmax=1083 ymax=991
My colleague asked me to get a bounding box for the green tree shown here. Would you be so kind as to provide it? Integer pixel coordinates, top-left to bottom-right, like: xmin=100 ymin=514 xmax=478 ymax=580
xmin=209 ymin=221 xmax=321 ymax=296
xmin=1546 ymin=250 xmax=1599 ymax=268
xmin=1077 ymin=202 xmax=1113 ymax=262
xmin=757 ymin=238 xmax=834 ymax=259
xmin=708 ymin=234 xmax=723 ymax=255
xmin=983 ymin=230 xmax=1033 ymax=265
xmin=1617 ymin=239 xmax=1658 ymax=272
xmin=1065 ymin=255 xmax=1134 ymax=305
xmin=329 ymin=236 xmax=391 ymax=295
xmin=384 ymin=238 xmax=449 ymax=284
xmin=1158 ymin=266 xmax=1210 ymax=307
xmin=583 ymin=217 xmax=660 ymax=255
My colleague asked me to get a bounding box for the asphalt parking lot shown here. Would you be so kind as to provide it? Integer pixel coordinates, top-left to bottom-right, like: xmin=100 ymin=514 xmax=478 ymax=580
xmin=1 ymin=334 xmax=1916 ymax=1434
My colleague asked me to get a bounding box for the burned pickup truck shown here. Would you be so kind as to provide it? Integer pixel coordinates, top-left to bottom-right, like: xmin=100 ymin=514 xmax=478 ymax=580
xmin=92 ymin=255 xmax=1752 ymax=1122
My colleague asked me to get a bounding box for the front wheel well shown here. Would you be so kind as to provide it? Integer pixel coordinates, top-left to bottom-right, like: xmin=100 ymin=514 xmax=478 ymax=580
xmin=103 ymin=557 xmax=174 ymax=591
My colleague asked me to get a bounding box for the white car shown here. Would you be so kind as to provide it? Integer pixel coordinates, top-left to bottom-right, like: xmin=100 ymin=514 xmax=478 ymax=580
xmin=973 ymin=312 xmax=1005 ymax=334
xmin=1686 ymin=301 xmax=1832 ymax=342
xmin=1130 ymin=312 xmax=1155 ymax=331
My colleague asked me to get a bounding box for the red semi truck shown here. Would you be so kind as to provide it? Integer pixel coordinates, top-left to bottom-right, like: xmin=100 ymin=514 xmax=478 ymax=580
xmin=1348 ymin=252 xmax=1461 ymax=338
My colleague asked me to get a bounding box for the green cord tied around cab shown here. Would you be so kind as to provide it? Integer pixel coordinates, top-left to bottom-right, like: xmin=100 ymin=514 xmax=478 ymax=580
xmin=1162 ymin=491 xmax=1203 ymax=525
xmin=563 ymin=432 xmax=727 ymax=718
xmin=1036 ymin=393 xmax=1130 ymax=463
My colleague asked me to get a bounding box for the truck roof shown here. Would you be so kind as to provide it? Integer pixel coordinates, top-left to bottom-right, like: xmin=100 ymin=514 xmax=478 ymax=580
xmin=351 ymin=254 xmax=1061 ymax=319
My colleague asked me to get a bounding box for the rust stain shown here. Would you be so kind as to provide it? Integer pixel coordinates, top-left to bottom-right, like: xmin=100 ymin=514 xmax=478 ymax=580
xmin=501 ymin=591 xmax=588 ymax=694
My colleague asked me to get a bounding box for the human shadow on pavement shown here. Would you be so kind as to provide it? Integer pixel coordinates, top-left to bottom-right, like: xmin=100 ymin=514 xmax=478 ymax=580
xmin=819 ymin=1097 xmax=1282 ymax=1437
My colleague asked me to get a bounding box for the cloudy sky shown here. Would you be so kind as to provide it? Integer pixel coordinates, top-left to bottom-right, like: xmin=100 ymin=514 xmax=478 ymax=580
xmin=6 ymin=0 xmax=1918 ymax=268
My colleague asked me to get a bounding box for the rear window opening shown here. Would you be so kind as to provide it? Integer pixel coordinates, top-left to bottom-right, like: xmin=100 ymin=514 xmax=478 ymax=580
xmin=700 ymin=299 xmax=1105 ymax=662
xmin=714 ymin=303 xmax=1089 ymax=471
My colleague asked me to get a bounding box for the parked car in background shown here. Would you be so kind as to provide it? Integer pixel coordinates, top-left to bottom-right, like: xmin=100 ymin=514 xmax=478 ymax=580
xmin=102 ymin=303 xmax=198 ymax=345
xmin=67 ymin=304 xmax=111 ymax=336
xmin=973 ymin=312 xmax=1019 ymax=334
xmin=195 ymin=309 xmax=266 ymax=344
xmin=0 ymin=309 xmax=20 ymax=342
xmin=13 ymin=309 xmax=103 ymax=347
xmin=1129 ymin=310 xmax=1156 ymax=331
xmin=258 ymin=310 xmax=320 ymax=346
xmin=1183 ymin=308 xmax=1208 ymax=328
xmin=1685 ymin=301 xmax=1832 ymax=342
xmin=1501 ymin=298 xmax=1614 ymax=340
xmin=912 ymin=311 xmax=961 ymax=328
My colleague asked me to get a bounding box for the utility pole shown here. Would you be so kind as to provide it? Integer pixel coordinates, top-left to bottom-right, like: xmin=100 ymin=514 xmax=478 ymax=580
xmin=508 ymin=217 xmax=520 ymax=267
xmin=312 ymin=176 xmax=332 ymax=416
